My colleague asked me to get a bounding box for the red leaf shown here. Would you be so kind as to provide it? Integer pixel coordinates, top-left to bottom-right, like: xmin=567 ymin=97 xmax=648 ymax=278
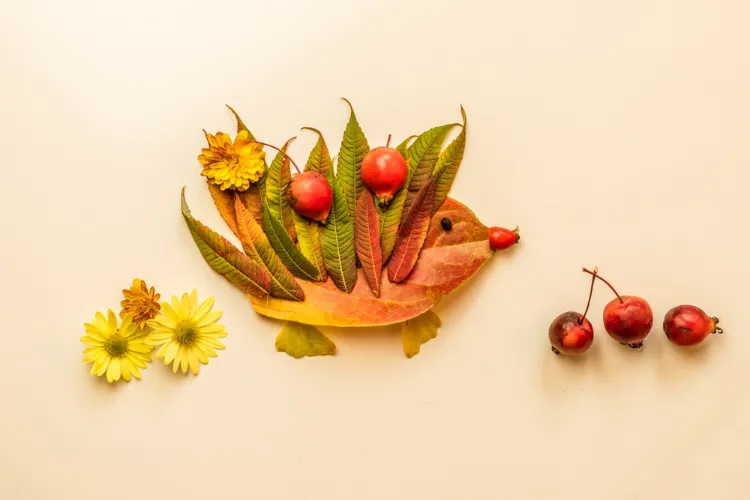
xmin=354 ymin=189 xmax=383 ymax=296
xmin=386 ymin=177 xmax=436 ymax=283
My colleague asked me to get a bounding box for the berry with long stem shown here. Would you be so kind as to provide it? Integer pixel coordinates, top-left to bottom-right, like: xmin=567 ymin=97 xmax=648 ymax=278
xmin=548 ymin=267 xmax=598 ymax=355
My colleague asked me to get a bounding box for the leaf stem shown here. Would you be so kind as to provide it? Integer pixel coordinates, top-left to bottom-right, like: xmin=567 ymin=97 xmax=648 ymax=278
xmin=579 ymin=267 xmax=598 ymax=325
xmin=386 ymin=134 xmax=392 ymax=148
xmin=256 ymin=141 xmax=301 ymax=174
xmin=582 ymin=267 xmax=623 ymax=303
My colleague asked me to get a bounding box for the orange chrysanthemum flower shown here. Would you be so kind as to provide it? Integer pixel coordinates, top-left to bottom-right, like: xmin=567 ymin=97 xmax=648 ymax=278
xmin=120 ymin=278 xmax=161 ymax=329
xmin=198 ymin=130 xmax=266 ymax=191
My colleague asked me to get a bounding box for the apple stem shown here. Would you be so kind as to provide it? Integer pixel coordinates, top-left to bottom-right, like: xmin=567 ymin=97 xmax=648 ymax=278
xmin=386 ymin=134 xmax=392 ymax=148
xmin=579 ymin=267 xmax=598 ymax=325
xmin=582 ymin=267 xmax=623 ymax=303
xmin=255 ymin=141 xmax=301 ymax=174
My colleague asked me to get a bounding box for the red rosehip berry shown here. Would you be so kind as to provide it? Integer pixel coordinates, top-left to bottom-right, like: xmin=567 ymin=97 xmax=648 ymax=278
xmin=489 ymin=226 xmax=520 ymax=251
xmin=549 ymin=267 xmax=598 ymax=355
xmin=663 ymin=305 xmax=723 ymax=346
xmin=361 ymin=135 xmax=408 ymax=206
xmin=583 ymin=268 xmax=653 ymax=348
xmin=287 ymin=171 xmax=333 ymax=223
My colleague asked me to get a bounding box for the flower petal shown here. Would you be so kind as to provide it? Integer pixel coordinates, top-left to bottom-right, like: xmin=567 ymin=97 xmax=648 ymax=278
xmin=107 ymin=310 xmax=118 ymax=333
xmin=106 ymin=358 xmax=120 ymax=382
xmin=120 ymin=359 xmax=132 ymax=382
xmin=164 ymin=341 xmax=180 ymax=365
xmin=187 ymin=348 xmax=200 ymax=375
xmin=196 ymin=311 xmax=222 ymax=328
xmin=191 ymin=296 xmax=215 ymax=322
xmin=199 ymin=336 xmax=225 ymax=350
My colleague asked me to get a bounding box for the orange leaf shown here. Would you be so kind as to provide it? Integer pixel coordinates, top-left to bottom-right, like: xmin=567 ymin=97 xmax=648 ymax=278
xmin=386 ymin=177 xmax=437 ymax=283
xmin=234 ymin=196 xmax=305 ymax=301
xmin=208 ymin=183 xmax=263 ymax=239
xmin=355 ymin=189 xmax=383 ymax=296
xmin=248 ymin=197 xmax=493 ymax=327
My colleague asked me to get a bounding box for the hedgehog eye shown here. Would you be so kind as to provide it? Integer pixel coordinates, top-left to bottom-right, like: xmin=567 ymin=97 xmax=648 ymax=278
xmin=440 ymin=217 xmax=453 ymax=231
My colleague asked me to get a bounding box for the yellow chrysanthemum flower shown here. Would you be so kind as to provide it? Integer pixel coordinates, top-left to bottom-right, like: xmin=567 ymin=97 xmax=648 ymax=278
xmin=198 ymin=130 xmax=266 ymax=191
xmin=146 ymin=290 xmax=227 ymax=375
xmin=120 ymin=278 xmax=161 ymax=329
xmin=81 ymin=311 xmax=153 ymax=383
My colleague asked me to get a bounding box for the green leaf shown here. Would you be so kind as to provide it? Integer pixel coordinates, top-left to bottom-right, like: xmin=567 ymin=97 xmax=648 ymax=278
xmin=320 ymin=173 xmax=358 ymax=293
xmin=337 ymin=98 xmax=370 ymax=221
xmin=401 ymin=310 xmax=441 ymax=358
xmin=226 ymin=104 xmax=255 ymax=139
xmin=396 ymin=135 xmax=416 ymax=157
xmin=432 ymin=107 xmax=467 ymax=215
xmin=302 ymin=127 xmax=332 ymax=177
xmin=293 ymin=211 xmax=327 ymax=281
xmin=275 ymin=322 xmax=336 ymax=358
xmin=262 ymin=203 xmax=321 ymax=282
xmin=402 ymin=124 xmax=456 ymax=219
xmin=265 ymin=137 xmax=297 ymax=241
xmin=379 ymin=145 xmax=411 ymax=262
xmin=235 ymin=196 xmax=305 ymax=301
xmin=180 ymin=187 xmax=272 ymax=298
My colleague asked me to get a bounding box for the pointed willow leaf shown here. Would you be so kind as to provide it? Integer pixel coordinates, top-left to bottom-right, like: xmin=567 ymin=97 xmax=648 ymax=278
xmin=337 ymin=98 xmax=370 ymax=221
xmin=293 ymin=211 xmax=327 ymax=281
xmin=226 ymin=104 xmax=255 ymax=140
xmin=180 ymin=188 xmax=271 ymax=298
xmin=402 ymin=310 xmax=441 ymax=358
xmin=302 ymin=127 xmax=332 ymax=177
xmin=275 ymin=322 xmax=336 ymax=358
xmin=262 ymin=204 xmax=321 ymax=282
xmin=380 ymin=143 xmax=413 ymax=262
xmin=208 ymin=183 xmax=264 ymax=239
xmin=355 ymin=189 xmax=383 ymax=297
xmin=387 ymin=177 xmax=437 ymax=283
xmin=402 ymin=124 xmax=456 ymax=219
xmin=320 ymin=174 xmax=358 ymax=293
xmin=235 ymin=196 xmax=304 ymax=301
xmin=265 ymin=137 xmax=297 ymax=241
xmin=432 ymin=108 xmax=467 ymax=215
xmin=396 ymin=135 xmax=416 ymax=157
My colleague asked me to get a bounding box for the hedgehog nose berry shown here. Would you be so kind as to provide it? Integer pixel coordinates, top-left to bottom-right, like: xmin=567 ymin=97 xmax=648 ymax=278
xmin=489 ymin=226 xmax=520 ymax=251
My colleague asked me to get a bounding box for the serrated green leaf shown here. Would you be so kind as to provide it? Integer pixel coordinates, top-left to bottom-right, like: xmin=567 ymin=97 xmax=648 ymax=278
xmin=302 ymin=127 xmax=332 ymax=177
xmin=396 ymin=135 xmax=416 ymax=157
xmin=320 ymin=174 xmax=358 ymax=293
xmin=181 ymin=188 xmax=272 ymax=298
xmin=265 ymin=137 xmax=297 ymax=241
xmin=293 ymin=211 xmax=327 ymax=281
xmin=380 ymin=139 xmax=414 ymax=261
xmin=235 ymin=196 xmax=304 ymax=301
xmin=432 ymin=108 xmax=467 ymax=215
xmin=402 ymin=310 xmax=441 ymax=358
xmin=262 ymin=203 xmax=321 ymax=282
xmin=275 ymin=322 xmax=336 ymax=358
xmin=226 ymin=104 xmax=255 ymax=140
xmin=402 ymin=124 xmax=456 ymax=218
xmin=355 ymin=189 xmax=382 ymax=297
xmin=337 ymin=98 xmax=370 ymax=221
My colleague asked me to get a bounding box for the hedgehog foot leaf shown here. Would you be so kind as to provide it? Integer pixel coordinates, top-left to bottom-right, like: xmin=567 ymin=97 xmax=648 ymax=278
xmin=401 ymin=310 xmax=441 ymax=358
xmin=275 ymin=322 xmax=336 ymax=358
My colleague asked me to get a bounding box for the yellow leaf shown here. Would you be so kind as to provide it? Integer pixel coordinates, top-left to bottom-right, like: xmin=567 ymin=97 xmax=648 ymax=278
xmin=275 ymin=322 xmax=336 ymax=358
xmin=401 ymin=310 xmax=441 ymax=358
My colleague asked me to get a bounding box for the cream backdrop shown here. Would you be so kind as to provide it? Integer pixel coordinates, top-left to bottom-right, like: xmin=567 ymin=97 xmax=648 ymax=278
xmin=1 ymin=0 xmax=749 ymax=499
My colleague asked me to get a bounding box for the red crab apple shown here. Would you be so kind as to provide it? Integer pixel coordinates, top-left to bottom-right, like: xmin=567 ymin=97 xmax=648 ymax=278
xmin=489 ymin=226 xmax=520 ymax=251
xmin=361 ymin=134 xmax=408 ymax=206
xmin=583 ymin=268 xmax=653 ymax=348
xmin=287 ymin=171 xmax=333 ymax=222
xmin=663 ymin=305 xmax=723 ymax=347
xmin=549 ymin=268 xmax=598 ymax=355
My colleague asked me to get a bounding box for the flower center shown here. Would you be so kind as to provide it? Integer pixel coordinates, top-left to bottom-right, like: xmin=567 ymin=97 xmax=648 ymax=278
xmin=105 ymin=334 xmax=128 ymax=357
xmin=175 ymin=321 xmax=198 ymax=345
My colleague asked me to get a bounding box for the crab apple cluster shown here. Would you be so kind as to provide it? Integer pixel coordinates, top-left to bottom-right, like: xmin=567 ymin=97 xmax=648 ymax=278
xmin=549 ymin=267 xmax=723 ymax=356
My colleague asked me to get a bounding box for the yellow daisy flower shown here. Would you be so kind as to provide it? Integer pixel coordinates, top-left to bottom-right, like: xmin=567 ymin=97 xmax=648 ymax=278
xmin=146 ymin=290 xmax=227 ymax=375
xmin=198 ymin=130 xmax=266 ymax=191
xmin=120 ymin=278 xmax=161 ymax=329
xmin=81 ymin=310 xmax=153 ymax=383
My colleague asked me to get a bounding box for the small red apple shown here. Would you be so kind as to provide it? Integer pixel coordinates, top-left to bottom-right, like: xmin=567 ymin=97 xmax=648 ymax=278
xmin=361 ymin=135 xmax=408 ymax=206
xmin=287 ymin=171 xmax=333 ymax=223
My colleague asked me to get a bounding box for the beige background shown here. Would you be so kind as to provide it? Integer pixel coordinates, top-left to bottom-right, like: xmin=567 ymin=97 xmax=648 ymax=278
xmin=2 ymin=0 xmax=749 ymax=498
